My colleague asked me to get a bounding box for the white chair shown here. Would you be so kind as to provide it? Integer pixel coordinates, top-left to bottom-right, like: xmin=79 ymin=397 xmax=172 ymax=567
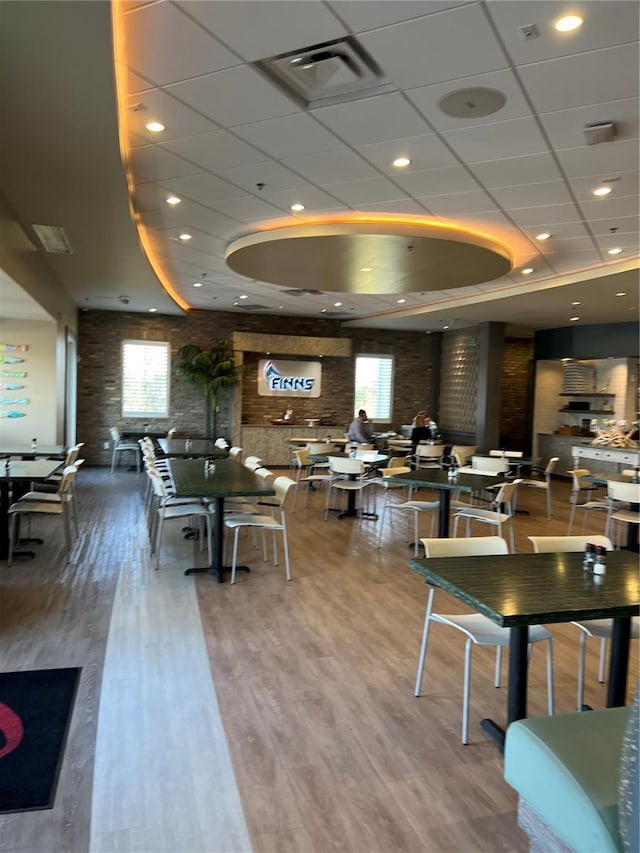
xmin=518 ymin=456 xmax=559 ymax=518
xmin=416 ymin=536 xmax=554 ymax=744
xmin=528 ymin=534 xmax=639 ymax=711
xmin=223 ymin=476 xmax=296 ymax=584
xmin=605 ymin=480 xmax=640 ymax=548
xmin=376 ymin=467 xmax=438 ymax=556
xmin=291 ymin=448 xmax=332 ymax=511
xmin=452 ymin=479 xmax=521 ymax=553
xmin=567 ymin=469 xmax=609 ymax=534
xmin=228 ymin=446 xmax=243 ymax=461
xmin=109 ymin=426 xmax=140 ymax=473
xmin=149 ymin=472 xmax=212 ymax=570
xmin=324 ymin=456 xmax=374 ymax=520
xmin=7 ymin=466 xmax=79 ymax=566
xmin=451 ymin=445 xmax=478 ymax=467
xmin=243 ymin=456 xmax=264 ymax=471
xmin=414 ymin=444 xmax=444 ymax=470
xmin=21 ymin=460 xmax=84 ymax=537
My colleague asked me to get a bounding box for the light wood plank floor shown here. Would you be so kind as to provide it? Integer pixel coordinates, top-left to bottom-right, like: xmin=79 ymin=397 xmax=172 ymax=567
xmin=0 ymin=468 xmax=636 ymax=853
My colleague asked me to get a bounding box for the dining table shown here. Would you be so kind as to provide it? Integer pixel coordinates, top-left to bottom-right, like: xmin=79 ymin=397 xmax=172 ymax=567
xmin=408 ymin=549 xmax=639 ymax=749
xmin=0 ymin=458 xmax=64 ymax=559
xmin=157 ymin=438 xmax=229 ymax=458
xmin=323 ymin=450 xmax=388 ymax=519
xmin=583 ymin=471 xmax=639 ymax=551
xmin=168 ymin=458 xmax=275 ymax=582
xmin=0 ymin=444 xmax=65 ymax=458
xmin=387 ymin=468 xmax=505 ymax=537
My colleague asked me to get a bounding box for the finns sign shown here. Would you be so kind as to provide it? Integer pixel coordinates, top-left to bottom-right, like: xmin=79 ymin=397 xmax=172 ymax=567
xmin=258 ymin=359 xmax=322 ymax=397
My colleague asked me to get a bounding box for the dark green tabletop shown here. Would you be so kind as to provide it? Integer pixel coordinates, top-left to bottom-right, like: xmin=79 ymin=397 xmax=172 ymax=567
xmin=158 ymin=439 xmax=229 ymax=459
xmin=169 ymin=458 xmax=275 ymax=500
xmin=408 ymin=550 xmax=639 ymax=627
xmin=583 ymin=472 xmax=639 ymax=485
xmin=388 ymin=468 xmax=504 ymax=493
xmin=0 ymin=459 xmax=64 ymax=481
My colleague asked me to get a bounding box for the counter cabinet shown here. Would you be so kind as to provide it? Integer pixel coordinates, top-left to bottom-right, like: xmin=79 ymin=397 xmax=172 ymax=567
xmin=239 ymin=425 xmax=346 ymax=466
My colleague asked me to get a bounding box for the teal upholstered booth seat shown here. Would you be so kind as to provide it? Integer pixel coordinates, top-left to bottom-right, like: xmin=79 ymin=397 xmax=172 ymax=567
xmin=504 ymin=707 xmax=630 ymax=852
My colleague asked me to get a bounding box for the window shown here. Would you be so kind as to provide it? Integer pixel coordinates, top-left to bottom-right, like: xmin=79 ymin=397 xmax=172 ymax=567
xmin=354 ymin=354 xmax=393 ymax=420
xmin=122 ymin=340 xmax=170 ymax=418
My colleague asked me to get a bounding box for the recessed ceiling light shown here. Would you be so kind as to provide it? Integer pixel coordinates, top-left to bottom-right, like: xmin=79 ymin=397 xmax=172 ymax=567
xmin=397 ymin=298 xmax=407 ymax=304
xmin=608 ymin=247 xmax=623 ymax=255
xmin=145 ymin=121 xmax=165 ymax=133
xmin=571 ymin=301 xmax=581 ymax=306
xmin=360 ymin=266 xmax=372 ymax=272
xmin=443 ymin=324 xmax=450 ymax=330
xmin=392 ymin=157 xmax=411 ymax=168
xmin=536 ymin=232 xmax=551 ymax=240
xmin=569 ymin=316 xmax=580 ymax=322
xmin=321 ymin=308 xmax=328 ymax=313
xmin=179 ymin=233 xmax=192 ymax=241
xmin=333 ymin=301 xmax=343 ymax=307
xmin=290 ymin=203 xmax=305 ymax=212
xmin=593 ymin=185 xmax=612 ymax=197
xmin=166 ymin=196 xmax=181 ymax=205
xmin=239 ymin=294 xmax=248 ymax=299
xmin=521 ymin=267 xmax=534 ymax=275
xmin=278 ymin=305 xmax=285 ymax=309
xmin=149 ymin=308 xmax=158 ymax=313
xmin=233 ymin=301 xmax=240 ymax=307
xmin=554 ymin=15 xmax=583 ymax=32
xmin=290 ymin=57 xmax=302 ymax=65
xmin=616 ymin=292 xmax=627 ymax=297
xmin=193 ymin=282 xmax=203 ymax=288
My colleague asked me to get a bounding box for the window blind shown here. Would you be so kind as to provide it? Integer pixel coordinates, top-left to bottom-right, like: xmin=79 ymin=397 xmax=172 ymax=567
xmin=354 ymin=355 xmax=393 ymax=420
xmin=122 ymin=340 xmax=170 ymax=418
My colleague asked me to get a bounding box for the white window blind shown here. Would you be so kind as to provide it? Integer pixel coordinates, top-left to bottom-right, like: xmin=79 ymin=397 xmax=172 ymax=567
xmin=122 ymin=340 xmax=170 ymax=418
xmin=354 ymin=355 xmax=393 ymax=420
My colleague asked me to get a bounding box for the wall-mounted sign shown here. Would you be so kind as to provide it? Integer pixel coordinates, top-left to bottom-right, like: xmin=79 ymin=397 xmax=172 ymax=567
xmin=258 ymin=359 xmax=322 ymax=397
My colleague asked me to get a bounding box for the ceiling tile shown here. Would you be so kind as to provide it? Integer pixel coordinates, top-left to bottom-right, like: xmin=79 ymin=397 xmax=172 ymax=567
xmin=508 ymin=202 xmax=585 ymax=226
xmin=546 ymin=251 xmax=603 ymax=273
xmin=518 ymin=43 xmax=640 ymax=113
xmin=328 ymin=1 xmax=465 ymax=32
xmin=230 ymin=113 xmax=344 ymax=158
xmin=556 ymin=140 xmax=640 ymax=179
xmin=363 ymin=199 xmax=430 ymax=215
xmin=214 ymin=160 xmax=312 ymax=193
xmin=129 ymin=147 xmax=202 ymax=182
xmin=580 ymin=195 xmax=640 ymax=221
xmin=354 ymin=133 xmax=459 ymax=173
xmin=311 ymin=93 xmax=430 ymax=146
xmin=181 ymin=0 xmax=347 ymax=62
xmin=126 ymin=88 xmax=218 ymax=141
xmin=124 ymin=2 xmax=239 ymax=85
xmin=469 ymin=152 xmax=563 ymax=187
xmin=571 ymin=171 xmax=639 ymax=204
xmin=588 ymin=214 xmax=639 ymax=236
xmin=406 ymin=68 xmax=533 ymax=131
xmin=520 ymin=221 xmax=591 ymax=241
xmin=164 ymin=172 xmax=249 ymax=204
xmin=160 ymin=129 xmax=269 ymax=172
xmin=491 ymin=180 xmax=574 ymax=209
xmin=540 ymin=99 xmax=640 ymax=151
xmin=282 ymin=148 xmax=379 ymax=184
xmin=215 ymin=195 xmax=282 ymax=222
xmin=358 ymin=3 xmax=508 ymax=90
xmin=395 ymin=165 xmax=480 ymax=197
xmin=166 ymin=65 xmax=301 ymax=127
xmin=487 ymin=0 xmax=640 ymax=66
xmin=538 ymin=236 xmax=598 ymax=255
xmin=417 ymin=189 xmax=499 ymax=216
xmin=323 ymin=177 xmax=407 ymax=205
xmin=258 ymin=186 xmax=348 ymax=213
xmin=442 ymin=116 xmax=550 ymax=161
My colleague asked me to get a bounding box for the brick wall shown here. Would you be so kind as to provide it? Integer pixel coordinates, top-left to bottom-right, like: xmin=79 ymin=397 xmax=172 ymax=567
xmin=77 ymin=309 xmax=435 ymax=465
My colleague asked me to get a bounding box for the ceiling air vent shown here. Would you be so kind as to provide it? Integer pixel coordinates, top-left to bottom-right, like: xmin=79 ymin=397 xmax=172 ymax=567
xmin=254 ymin=37 xmax=393 ymax=108
xmin=31 ymin=224 xmax=73 ymax=255
xmin=281 ymin=288 xmax=324 ymax=296
xmin=237 ymin=303 xmax=269 ymax=310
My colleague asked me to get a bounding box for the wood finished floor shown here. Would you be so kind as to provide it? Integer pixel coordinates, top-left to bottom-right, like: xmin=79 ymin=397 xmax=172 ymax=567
xmin=0 ymin=468 xmax=637 ymax=853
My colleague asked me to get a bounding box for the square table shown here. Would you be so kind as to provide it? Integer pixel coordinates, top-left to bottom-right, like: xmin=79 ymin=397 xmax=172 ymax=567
xmin=0 ymin=459 xmax=64 ymax=559
xmin=408 ymin=550 xmax=639 ymax=748
xmin=387 ymin=468 xmax=504 ymax=537
xmin=0 ymin=444 xmax=65 ymax=458
xmin=157 ymin=438 xmax=229 ymax=458
xmin=168 ymin=458 xmax=275 ymax=582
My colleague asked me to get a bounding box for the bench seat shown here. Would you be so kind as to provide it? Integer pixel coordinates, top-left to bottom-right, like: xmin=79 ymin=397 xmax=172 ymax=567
xmin=504 ymin=707 xmax=629 ymax=852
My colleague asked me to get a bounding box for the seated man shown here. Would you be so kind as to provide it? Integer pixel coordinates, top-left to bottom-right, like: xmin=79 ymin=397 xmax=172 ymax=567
xmin=348 ymin=409 xmax=374 ymax=444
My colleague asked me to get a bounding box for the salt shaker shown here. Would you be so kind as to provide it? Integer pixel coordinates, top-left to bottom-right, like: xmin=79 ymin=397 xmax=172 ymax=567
xmin=31 ymin=437 xmax=38 ymax=452
xmin=582 ymin=542 xmax=595 ymax=572
xmin=593 ymin=545 xmax=607 ymax=575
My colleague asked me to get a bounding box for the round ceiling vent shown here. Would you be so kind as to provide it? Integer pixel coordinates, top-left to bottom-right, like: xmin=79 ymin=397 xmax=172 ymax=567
xmin=438 ymin=87 xmax=506 ymax=119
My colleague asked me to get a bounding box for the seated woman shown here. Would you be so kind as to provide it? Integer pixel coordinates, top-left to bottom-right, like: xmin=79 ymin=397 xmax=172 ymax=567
xmin=411 ymin=413 xmax=433 ymax=448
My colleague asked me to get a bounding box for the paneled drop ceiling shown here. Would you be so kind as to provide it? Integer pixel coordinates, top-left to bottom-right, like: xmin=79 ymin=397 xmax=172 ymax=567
xmin=1 ymin=0 xmax=638 ymax=334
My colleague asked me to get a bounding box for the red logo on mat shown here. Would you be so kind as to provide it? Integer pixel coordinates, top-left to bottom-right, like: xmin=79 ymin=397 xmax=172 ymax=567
xmin=0 ymin=702 xmax=24 ymax=758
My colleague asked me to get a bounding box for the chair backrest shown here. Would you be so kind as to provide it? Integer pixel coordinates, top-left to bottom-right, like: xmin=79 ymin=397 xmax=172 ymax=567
xmin=415 ymin=444 xmax=443 ymax=459
xmin=529 ymin=535 xmax=613 ymax=553
xmin=451 ymin=445 xmax=478 ymax=466
xmin=492 ymin=479 xmax=521 ymax=511
xmin=472 ymin=455 xmax=509 ymax=473
xmin=273 ymin=476 xmax=297 ymax=507
xmin=386 ymin=456 xmax=410 ymax=470
xmin=489 ymin=449 xmax=523 ymax=459
xmin=307 ymin=442 xmax=337 ymax=455
xmin=57 ymin=465 xmax=79 ymax=497
xmin=544 ymin=456 xmax=559 ymax=477
xmin=293 ymin=448 xmax=311 ymax=467
xmin=607 ymin=481 xmax=640 ymax=503
xmin=214 ymin=438 xmax=229 ymax=449
xmin=244 ymin=455 xmax=263 ymax=469
xmin=110 ymin=426 xmax=121 ymax=442
xmin=228 ymin=446 xmax=243 ymax=460
xmin=329 ymin=456 xmax=364 ymax=476
xmin=254 ymin=467 xmax=274 ymax=480
xmin=421 ymin=536 xmax=509 ymax=557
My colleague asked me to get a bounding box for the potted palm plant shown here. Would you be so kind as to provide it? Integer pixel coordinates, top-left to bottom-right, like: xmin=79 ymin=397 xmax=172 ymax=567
xmin=175 ymin=340 xmax=239 ymax=439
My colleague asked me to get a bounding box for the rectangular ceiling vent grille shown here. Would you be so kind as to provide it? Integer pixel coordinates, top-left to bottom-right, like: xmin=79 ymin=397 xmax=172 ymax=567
xmin=254 ymin=36 xmax=393 ymax=109
xmin=238 ymin=303 xmax=269 ymax=310
xmin=281 ymin=288 xmax=324 ymax=296
xmin=31 ymin=224 xmax=73 ymax=255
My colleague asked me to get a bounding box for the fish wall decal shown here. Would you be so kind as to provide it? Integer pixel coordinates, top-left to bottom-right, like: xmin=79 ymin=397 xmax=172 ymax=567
xmin=0 ymin=398 xmax=28 ymax=405
xmin=0 ymin=357 xmax=24 ymax=364
xmin=0 ymin=370 xmax=26 ymax=378
xmin=0 ymin=411 xmax=26 ymax=418
xmin=0 ymin=384 xmax=25 ymax=391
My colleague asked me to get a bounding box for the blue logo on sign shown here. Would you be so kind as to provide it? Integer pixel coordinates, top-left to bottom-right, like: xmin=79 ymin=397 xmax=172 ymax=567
xmin=263 ymin=360 xmax=315 ymax=392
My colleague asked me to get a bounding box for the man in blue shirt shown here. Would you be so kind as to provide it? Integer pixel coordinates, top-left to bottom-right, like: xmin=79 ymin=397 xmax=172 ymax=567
xmin=348 ymin=409 xmax=374 ymax=443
